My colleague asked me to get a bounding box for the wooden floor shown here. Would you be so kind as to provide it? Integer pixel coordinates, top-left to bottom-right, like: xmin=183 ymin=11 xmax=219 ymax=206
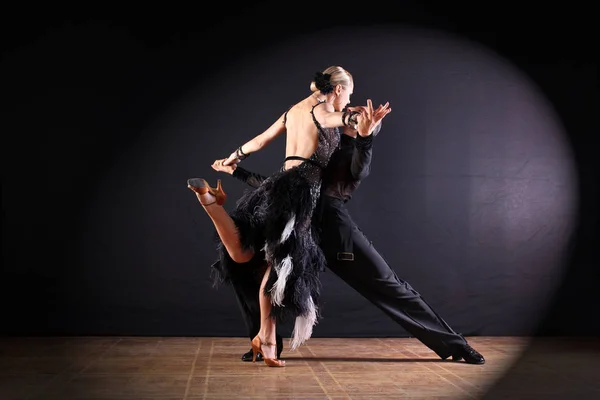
xmin=0 ymin=336 xmax=598 ymax=399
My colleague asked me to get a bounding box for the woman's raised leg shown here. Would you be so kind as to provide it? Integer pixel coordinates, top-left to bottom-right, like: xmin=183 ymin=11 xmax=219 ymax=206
xmin=188 ymin=178 xmax=254 ymax=263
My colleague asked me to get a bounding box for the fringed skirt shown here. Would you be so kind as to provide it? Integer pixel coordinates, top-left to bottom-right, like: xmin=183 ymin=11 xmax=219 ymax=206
xmin=211 ymin=162 xmax=326 ymax=350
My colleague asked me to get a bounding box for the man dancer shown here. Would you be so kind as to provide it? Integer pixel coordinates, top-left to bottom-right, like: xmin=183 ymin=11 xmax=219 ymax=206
xmin=209 ymin=117 xmax=485 ymax=365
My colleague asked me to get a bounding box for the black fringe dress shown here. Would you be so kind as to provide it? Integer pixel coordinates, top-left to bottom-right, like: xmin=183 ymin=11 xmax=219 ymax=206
xmin=211 ymin=99 xmax=340 ymax=350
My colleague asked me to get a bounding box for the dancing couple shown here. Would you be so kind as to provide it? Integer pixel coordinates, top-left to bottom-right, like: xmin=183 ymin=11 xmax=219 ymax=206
xmin=188 ymin=66 xmax=484 ymax=367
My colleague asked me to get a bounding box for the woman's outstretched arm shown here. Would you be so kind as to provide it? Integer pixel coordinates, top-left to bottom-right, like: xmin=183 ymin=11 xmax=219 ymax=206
xmin=222 ymin=112 xmax=287 ymax=166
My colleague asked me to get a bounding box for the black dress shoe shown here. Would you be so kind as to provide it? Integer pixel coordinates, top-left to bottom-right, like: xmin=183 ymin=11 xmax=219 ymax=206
xmin=241 ymin=349 xmax=261 ymax=362
xmin=241 ymin=340 xmax=283 ymax=362
xmin=451 ymin=344 xmax=485 ymax=364
xmin=276 ymin=335 xmax=283 ymax=358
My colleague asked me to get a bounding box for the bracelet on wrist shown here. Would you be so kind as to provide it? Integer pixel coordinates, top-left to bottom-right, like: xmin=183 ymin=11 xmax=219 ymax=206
xmin=236 ymin=146 xmax=249 ymax=160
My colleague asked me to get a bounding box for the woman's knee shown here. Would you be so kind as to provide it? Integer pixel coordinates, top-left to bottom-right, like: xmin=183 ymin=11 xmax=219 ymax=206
xmin=231 ymin=250 xmax=255 ymax=264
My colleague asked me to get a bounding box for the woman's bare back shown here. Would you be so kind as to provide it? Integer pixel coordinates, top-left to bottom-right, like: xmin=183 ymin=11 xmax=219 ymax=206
xmin=282 ymin=95 xmax=332 ymax=170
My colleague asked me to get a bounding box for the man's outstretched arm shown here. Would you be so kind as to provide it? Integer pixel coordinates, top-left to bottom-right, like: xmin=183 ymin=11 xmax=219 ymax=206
xmin=211 ymin=159 xmax=267 ymax=189
xmin=232 ymin=167 xmax=267 ymax=189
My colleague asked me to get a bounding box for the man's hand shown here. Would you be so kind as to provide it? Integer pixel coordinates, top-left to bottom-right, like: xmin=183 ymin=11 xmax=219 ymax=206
xmin=211 ymin=158 xmax=236 ymax=175
xmin=354 ymin=99 xmax=391 ymax=137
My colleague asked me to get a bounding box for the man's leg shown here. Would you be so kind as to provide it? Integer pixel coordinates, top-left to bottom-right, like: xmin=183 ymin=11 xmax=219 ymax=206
xmin=326 ymin=222 xmax=484 ymax=364
xmin=228 ymin=265 xmax=261 ymax=360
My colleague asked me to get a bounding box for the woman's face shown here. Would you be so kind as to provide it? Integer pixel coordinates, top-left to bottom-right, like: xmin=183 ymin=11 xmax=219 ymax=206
xmin=333 ymin=82 xmax=354 ymax=111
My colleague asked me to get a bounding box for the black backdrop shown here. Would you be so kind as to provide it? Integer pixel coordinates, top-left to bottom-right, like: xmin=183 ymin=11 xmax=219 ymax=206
xmin=2 ymin=1 xmax=598 ymax=398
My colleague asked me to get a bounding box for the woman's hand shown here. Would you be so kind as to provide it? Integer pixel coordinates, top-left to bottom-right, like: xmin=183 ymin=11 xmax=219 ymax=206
xmin=211 ymin=158 xmax=237 ymax=174
xmin=222 ymin=151 xmax=241 ymax=166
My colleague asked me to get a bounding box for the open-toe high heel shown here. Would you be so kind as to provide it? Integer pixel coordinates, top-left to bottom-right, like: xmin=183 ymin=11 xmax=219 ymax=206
xmin=251 ymin=336 xmax=285 ymax=367
xmin=187 ymin=178 xmax=227 ymax=206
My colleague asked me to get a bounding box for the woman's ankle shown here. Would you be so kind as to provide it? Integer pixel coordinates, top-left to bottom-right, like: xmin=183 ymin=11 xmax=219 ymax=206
xmin=259 ymin=333 xmax=277 ymax=345
xmin=198 ymin=192 xmax=217 ymax=206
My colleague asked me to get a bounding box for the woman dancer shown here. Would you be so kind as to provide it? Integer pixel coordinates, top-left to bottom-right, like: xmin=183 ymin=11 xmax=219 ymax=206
xmin=188 ymin=66 xmax=391 ymax=366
